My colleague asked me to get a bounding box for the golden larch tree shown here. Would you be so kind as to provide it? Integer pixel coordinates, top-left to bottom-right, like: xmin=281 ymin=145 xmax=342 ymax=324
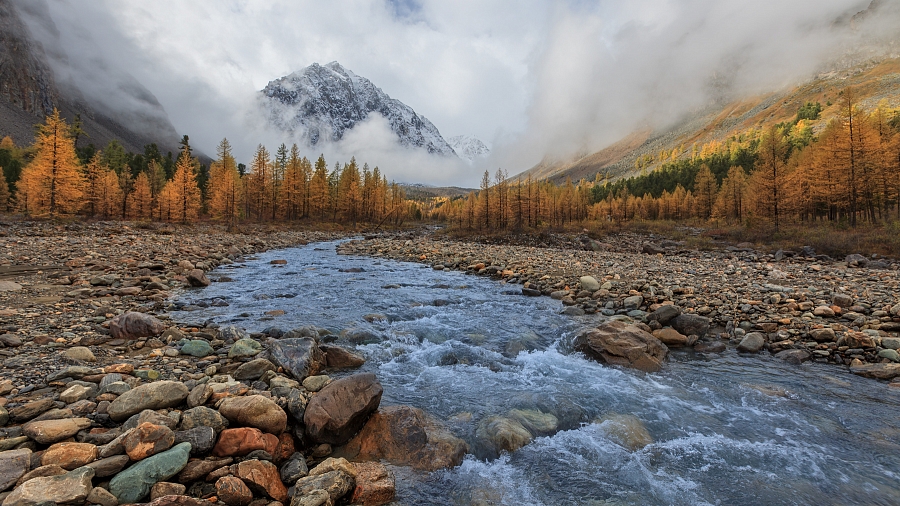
xmin=208 ymin=138 xmax=243 ymax=227
xmin=128 ymin=172 xmax=153 ymax=220
xmin=82 ymin=152 xmax=107 ymax=217
xmin=98 ymin=170 xmax=123 ymax=218
xmin=16 ymin=109 xmax=84 ymax=216
xmin=168 ymin=146 xmax=202 ymax=223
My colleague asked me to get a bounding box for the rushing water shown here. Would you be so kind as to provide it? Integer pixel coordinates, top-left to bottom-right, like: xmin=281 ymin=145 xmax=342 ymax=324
xmin=172 ymin=241 xmax=900 ymax=506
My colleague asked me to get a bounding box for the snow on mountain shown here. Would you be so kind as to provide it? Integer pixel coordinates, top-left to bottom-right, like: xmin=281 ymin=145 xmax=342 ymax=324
xmin=261 ymin=61 xmax=456 ymax=156
xmin=448 ymin=135 xmax=490 ymax=163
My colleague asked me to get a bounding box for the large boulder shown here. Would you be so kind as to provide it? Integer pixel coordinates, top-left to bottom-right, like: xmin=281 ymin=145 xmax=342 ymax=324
xmin=109 ymin=312 xmax=166 ymax=340
xmin=304 ymin=373 xmax=383 ymax=446
xmin=217 ymin=395 xmax=287 ymax=435
xmin=0 ymin=448 xmax=31 ymax=492
xmin=108 ymin=381 xmax=190 ymax=422
xmin=268 ymin=338 xmax=326 ymax=382
xmin=475 ymin=415 xmax=533 ymax=455
xmin=596 ymin=413 xmax=653 ymax=451
xmin=737 ymin=332 xmax=766 ymax=353
xmin=573 ymin=321 xmax=668 ymax=373
xmin=109 ymin=442 xmax=192 ymax=504
xmin=335 ymin=405 xmax=467 ymax=472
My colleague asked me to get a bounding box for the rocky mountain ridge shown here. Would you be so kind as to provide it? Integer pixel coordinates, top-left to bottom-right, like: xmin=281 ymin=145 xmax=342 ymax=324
xmin=447 ymin=135 xmax=490 ymax=163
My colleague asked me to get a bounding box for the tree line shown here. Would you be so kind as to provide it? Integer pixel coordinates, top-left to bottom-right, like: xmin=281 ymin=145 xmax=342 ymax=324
xmin=0 ymin=109 xmax=415 ymax=227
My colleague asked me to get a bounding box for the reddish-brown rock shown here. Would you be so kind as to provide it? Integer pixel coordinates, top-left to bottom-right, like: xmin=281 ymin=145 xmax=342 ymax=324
xmin=350 ymin=462 xmax=396 ymax=506
xmin=574 ymin=320 xmax=668 ymax=373
xmin=215 ymin=475 xmax=253 ymax=506
xmin=124 ymin=422 xmax=176 ymax=460
xmin=335 ymin=405 xmax=467 ymax=471
xmin=232 ymin=459 xmax=288 ymax=503
xmin=304 ymin=373 xmax=383 ymax=445
xmin=217 ymin=395 xmax=287 ymax=435
xmin=40 ymin=442 xmax=97 ymax=470
xmin=272 ymin=432 xmax=295 ymax=464
xmin=211 ymin=428 xmax=269 ymax=457
xmin=109 ymin=312 xmax=166 ymax=340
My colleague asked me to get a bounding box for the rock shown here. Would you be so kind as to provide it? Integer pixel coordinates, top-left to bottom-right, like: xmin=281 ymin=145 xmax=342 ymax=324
xmin=573 ymin=321 xmax=668 ymax=373
xmin=1 ymin=465 xmax=93 ymax=506
xmin=123 ymin=410 xmax=178 ymax=431
xmin=642 ymin=243 xmax=666 ymax=255
xmin=0 ymin=281 xmax=22 ymax=292
xmin=737 ymin=332 xmax=766 ymax=353
xmin=228 ymin=338 xmax=262 ymax=359
xmin=232 ymin=358 xmax=276 ymax=381
xmin=349 ymin=462 xmax=395 ymax=506
xmin=652 ymin=328 xmax=688 ymax=347
xmin=211 ymin=428 xmax=270 ymax=458
xmin=59 ymin=384 xmax=94 ymax=403
xmin=622 ymin=295 xmax=643 ymax=310
xmin=268 ymin=338 xmax=326 ymax=381
xmin=0 ymin=448 xmax=31 ymax=492
xmin=304 ymin=373 xmax=383 ymax=446
xmin=291 ymin=489 xmax=331 ymax=506
xmin=774 ymin=349 xmax=811 ymax=365
xmin=670 ymin=314 xmax=710 ymax=339
xmin=174 ymin=427 xmax=216 ymax=456
xmin=506 ymin=409 xmax=558 ymax=435
xmin=216 ymin=475 xmax=253 ymax=506
xmin=85 ymin=455 xmax=130 ymax=477
xmin=15 ymin=464 xmax=66 ymax=488
xmin=878 ymin=349 xmax=900 ymax=362
xmin=280 ymin=452 xmax=308 ymax=484
xmin=86 ymin=486 xmax=119 ymax=506
xmin=144 ymin=495 xmax=210 ymax=506
xmin=476 ymin=416 xmax=533 ymax=454
xmin=218 ymin=395 xmax=287 ymax=435
xmin=22 ymin=417 xmax=92 ymax=444
xmin=109 ymin=312 xmax=166 ymax=340
xmin=839 ymin=333 xmax=876 ymax=349
xmin=186 ymin=384 xmax=212 ymax=408
xmin=809 ymin=328 xmax=836 ymax=342
xmin=813 ymin=306 xmax=835 ymax=317
xmin=108 ymin=442 xmax=192 ymax=504
xmin=186 ymin=269 xmax=210 ymax=287
xmin=850 ymin=363 xmax=900 ymax=380
xmin=293 ymin=470 xmax=355 ymax=504
xmin=832 ymin=293 xmax=853 ymax=308
xmin=302 ymin=375 xmax=331 ymax=392
xmin=846 ymin=254 xmax=868 ymax=268
xmin=579 ymin=276 xmax=600 ymax=292
xmin=108 ymin=381 xmax=190 ymax=422
xmin=597 ymin=413 xmax=653 ymax=451
xmin=9 ymin=398 xmax=55 ymax=423
xmin=177 ymin=457 xmax=232 ymax=483
xmin=124 ymin=422 xmax=176 ymax=460
xmin=41 ymin=442 xmax=97 ymax=470
xmin=180 ymin=340 xmax=214 ymax=357
xmin=63 ymin=346 xmax=96 ymax=362
xmin=320 ymin=344 xmax=366 ymax=369
xmin=232 ymin=459 xmax=288 ymax=503
xmin=335 ymin=405 xmax=466 ymax=471
xmin=179 ymin=406 xmax=228 ymax=433
xmin=150 ymin=482 xmax=186 ymax=500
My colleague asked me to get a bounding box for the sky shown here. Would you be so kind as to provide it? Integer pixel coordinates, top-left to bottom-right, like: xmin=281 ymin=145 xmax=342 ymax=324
xmin=31 ymin=0 xmax=896 ymax=186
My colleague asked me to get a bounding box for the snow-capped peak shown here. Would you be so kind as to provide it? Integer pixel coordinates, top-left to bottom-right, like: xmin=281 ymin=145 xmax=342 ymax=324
xmin=448 ymin=135 xmax=490 ymax=163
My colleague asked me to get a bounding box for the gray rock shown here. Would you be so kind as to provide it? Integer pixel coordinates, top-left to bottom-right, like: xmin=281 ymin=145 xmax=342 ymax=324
xmin=233 ymin=358 xmax=276 ymax=380
xmin=622 ymin=295 xmax=643 ymax=310
xmin=269 ymin=338 xmax=326 ymax=382
xmin=579 ymin=276 xmax=601 ymax=292
xmin=107 ymin=381 xmax=190 ymax=422
xmin=178 ymin=406 xmax=229 ymax=433
xmin=85 ymin=455 xmax=130 ymax=478
xmin=671 ymin=314 xmax=710 ymax=339
xmin=1 ymin=465 xmax=94 ymax=505
xmin=304 ymin=373 xmax=383 ymax=446
xmin=187 ymin=269 xmax=211 ymax=287
xmin=174 ymin=427 xmax=216 ymax=456
xmin=845 ymin=254 xmax=868 ymax=268
xmin=280 ymin=452 xmax=308 ymax=485
xmin=648 ymin=305 xmax=681 ymax=325
xmin=774 ymin=349 xmax=811 ymax=364
xmin=108 ymin=312 xmax=166 ymax=340
xmin=0 ymin=448 xmax=31 ymax=492
xmin=737 ymin=332 xmax=766 ymax=353
xmin=218 ymin=325 xmax=248 ymax=341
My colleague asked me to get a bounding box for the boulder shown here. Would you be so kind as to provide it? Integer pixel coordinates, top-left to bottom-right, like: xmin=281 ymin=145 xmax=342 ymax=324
xmin=108 ymin=381 xmax=190 ymax=421
xmin=228 ymin=338 xmax=262 ymax=359
xmin=349 ymin=462 xmax=395 ymax=506
xmin=476 ymin=416 xmax=533 ymax=454
xmin=1 ymin=465 xmax=93 ymax=506
xmin=652 ymin=328 xmax=688 ymax=347
xmin=304 ymin=373 xmax=383 ymax=445
xmin=579 ymin=276 xmax=601 ymax=292
xmin=573 ymin=321 xmax=668 ymax=373
xmin=737 ymin=332 xmax=766 ymax=353
xmin=268 ymin=338 xmax=325 ymax=381
xmin=232 ymin=358 xmax=276 ymax=380
xmin=180 ymin=340 xmax=214 ymax=357
xmin=320 ymin=344 xmax=366 ymax=369
xmin=178 ymin=406 xmax=229 ymax=433
xmin=109 ymin=312 xmax=166 ymax=340
xmin=335 ymin=405 xmax=467 ymax=471
xmin=124 ymin=422 xmax=176 ymax=460
xmin=670 ymin=314 xmax=710 ymax=339
xmin=232 ymin=459 xmax=287 ymax=503
xmin=109 ymin=442 xmax=192 ymax=504
xmin=596 ymin=413 xmax=653 ymax=451
xmin=218 ymin=395 xmax=287 ymax=435
xmin=845 ymin=254 xmax=868 ymax=268
xmin=40 ymin=442 xmax=97 ymax=470
xmin=186 ymin=269 xmax=211 ymax=287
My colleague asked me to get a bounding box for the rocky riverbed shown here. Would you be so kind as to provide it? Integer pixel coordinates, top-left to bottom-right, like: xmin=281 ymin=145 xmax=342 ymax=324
xmin=2 ymin=219 xmax=900 ymax=505
xmin=337 ymin=231 xmax=900 ymax=382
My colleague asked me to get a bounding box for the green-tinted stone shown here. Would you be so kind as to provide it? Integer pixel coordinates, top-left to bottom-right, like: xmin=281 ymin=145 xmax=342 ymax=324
xmin=134 ymin=369 xmax=160 ymax=380
xmin=228 ymin=338 xmax=262 ymax=359
xmin=180 ymin=340 xmax=214 ymax=357
xmin=109 ymin=442 xmax=191 ymax=503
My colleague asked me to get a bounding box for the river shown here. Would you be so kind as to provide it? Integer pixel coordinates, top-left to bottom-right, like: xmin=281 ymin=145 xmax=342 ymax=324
xmin=171 ymin=240 xmax=900 ymax=506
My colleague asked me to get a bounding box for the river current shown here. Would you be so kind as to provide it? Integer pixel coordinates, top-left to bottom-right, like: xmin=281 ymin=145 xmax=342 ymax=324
xmin=171 ymin=240 xmax=900 ymax=506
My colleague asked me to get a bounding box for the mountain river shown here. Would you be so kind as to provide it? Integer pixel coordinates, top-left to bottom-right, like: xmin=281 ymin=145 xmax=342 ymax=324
xmin=171 ymin=240 xmax=900 ymax=506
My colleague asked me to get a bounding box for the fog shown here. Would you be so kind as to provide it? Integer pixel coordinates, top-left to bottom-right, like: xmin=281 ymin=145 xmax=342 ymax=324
xmin=22 ymin=0 xmax=900 ymax=187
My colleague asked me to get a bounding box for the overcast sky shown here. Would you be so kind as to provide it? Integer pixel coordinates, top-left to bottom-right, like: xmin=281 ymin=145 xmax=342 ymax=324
xmin=38 ymin=0 xmax=892 ymax=186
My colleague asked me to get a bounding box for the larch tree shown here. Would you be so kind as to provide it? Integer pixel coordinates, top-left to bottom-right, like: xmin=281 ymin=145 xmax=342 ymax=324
xmin=16 ymin=109 xmax=84 ymax=216
xmin=309 ymin=155 xmax=329 ymax=220
xmin=128 ymin=172 xmax=153 ymax=220
xmin=750 ymin=125 xmax=789 ymax=231
xmin=693 ymin=164 xmax=718 ymax=220
xmin=168 ymin=146 xmax=201 ymax=223
xmin=208 ymin=138 xmax=242 ymax=227
xmin=98 ymin=170 xmax=123 ymax=218
xmin=82 ymin=152 xmax=107 ymax=217
xmin=0 ymin=172 xmax=9 ymax=212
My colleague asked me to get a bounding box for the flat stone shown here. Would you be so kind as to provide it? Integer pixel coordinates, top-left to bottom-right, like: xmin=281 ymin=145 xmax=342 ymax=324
xmin=107 ymin=381 xmax=189 ymax=421
xmin=108 ymin=442 xmax=192 ymax=504
xmin=176 ymin=457 xmax=233 ymax=483
xmin=573 ymin=321 xmax=668 ymax=373
xmin=173 ymin=427 xmax=216 ymax=456
xmin=40 ymin=442 xmax=97 ymax=470
xmin=1 ymin=465 xmax=93 ymax=506
xmin=0 ymin=448 xmax=32 ymax=492
xmin=851 ymin=363 xmax=900 ymax=380
xmin=218 ymin=395 xmax=287 ymax=435
xmin=85 ymin=455 xmax=130 ymax=477
xmin=232 ymin=358 xmax=275 ymax=380
xmin=63 ymin=346 xmax=96 ymax=362
xmin=304 ymin=373 xmax=383 ymax=446
xmin=0 ymin=281 xmax=23 ymax=292
xmin=22 ymin=417 xmax=92 ymax=444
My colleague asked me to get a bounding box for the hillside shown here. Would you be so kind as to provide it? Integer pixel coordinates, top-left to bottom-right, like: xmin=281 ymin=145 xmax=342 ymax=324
xmin=523 ymin=57 xmax=900 ymax=184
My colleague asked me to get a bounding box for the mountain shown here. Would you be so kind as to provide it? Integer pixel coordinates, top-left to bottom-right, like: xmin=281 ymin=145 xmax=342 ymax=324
xmin=261 ymin=61 xmax=457 ymax=156
xmin=447 ymin=135 xmax=490 ymax=163
xmin=0 ymin=0 xmax=181 ymax=153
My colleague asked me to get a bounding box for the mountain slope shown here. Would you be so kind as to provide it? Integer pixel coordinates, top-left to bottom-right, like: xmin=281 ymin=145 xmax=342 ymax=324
xmin=0 ymin=0 xmax=181 ymax=153
xmin=261 ymin=61 xmax=456 ymax=156
xmin=448 ymin=135 xmax=490 ymax=163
